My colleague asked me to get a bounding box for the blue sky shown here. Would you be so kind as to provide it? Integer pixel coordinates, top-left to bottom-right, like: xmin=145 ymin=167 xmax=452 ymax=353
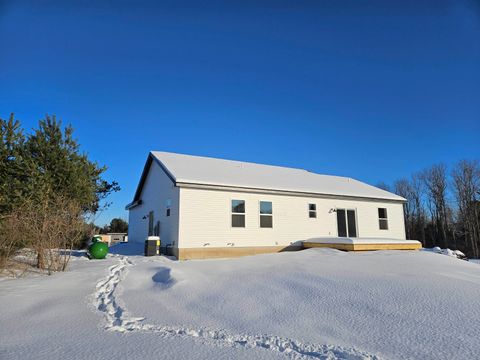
xmin=1 ymin=0 xmax=479 ymax=226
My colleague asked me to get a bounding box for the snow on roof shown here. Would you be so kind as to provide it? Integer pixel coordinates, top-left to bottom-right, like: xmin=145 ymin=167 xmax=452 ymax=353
xmin=150 ymin=151 xmax=405 ymax=202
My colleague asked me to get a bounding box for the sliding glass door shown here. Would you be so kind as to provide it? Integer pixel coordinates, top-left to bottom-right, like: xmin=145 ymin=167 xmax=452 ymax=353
xmin=336 ymin=209 xmax=358 ymax=238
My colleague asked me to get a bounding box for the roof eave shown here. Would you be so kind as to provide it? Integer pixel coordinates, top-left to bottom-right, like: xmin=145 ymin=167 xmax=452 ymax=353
xmin=125 ymin=199 xmax=142 ymax=210
xmin=175 ymin=181 xmax=407 ymax=203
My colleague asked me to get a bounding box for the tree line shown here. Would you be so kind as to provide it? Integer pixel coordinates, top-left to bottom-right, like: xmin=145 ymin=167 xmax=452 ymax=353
xmin=97 ymin=218 xmax=128 ymax=234
xmin=378 ymin=161 xmax=480 ymax=258
xmin=0 ymin=114 xmax=119 ymax=273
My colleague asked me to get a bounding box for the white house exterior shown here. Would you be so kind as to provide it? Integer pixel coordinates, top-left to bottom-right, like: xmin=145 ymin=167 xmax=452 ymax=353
xmin=126 ymin=151 xmax=409 ymax=260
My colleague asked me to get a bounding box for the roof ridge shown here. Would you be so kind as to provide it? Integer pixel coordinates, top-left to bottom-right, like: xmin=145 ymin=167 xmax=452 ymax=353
xmin=151 ymin=150 xmax=310 ymax=173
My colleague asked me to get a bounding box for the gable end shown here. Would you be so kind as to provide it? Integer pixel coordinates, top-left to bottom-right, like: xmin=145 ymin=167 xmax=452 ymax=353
xmin=125 ymin=153 xmax=176 ymax=210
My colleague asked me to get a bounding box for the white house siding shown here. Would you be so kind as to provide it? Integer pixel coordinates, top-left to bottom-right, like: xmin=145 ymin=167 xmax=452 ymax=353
xmin=128 ymin=161 xmax=180 ymax=247
xmin=178 ymin=187 xmax=406 ymax=249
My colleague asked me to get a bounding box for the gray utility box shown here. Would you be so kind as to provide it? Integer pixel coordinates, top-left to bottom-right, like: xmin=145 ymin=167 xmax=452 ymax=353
xmin=145 ymin=236 xmax=160 ymax=256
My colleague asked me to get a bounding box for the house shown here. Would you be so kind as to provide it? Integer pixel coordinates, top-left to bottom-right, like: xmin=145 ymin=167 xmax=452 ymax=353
xmin=106 ymin=233 xmax=128 ymax=244
xmin=97 ymin=233 xmax=128 ymax=246
xmin=126 ymin=151 xmax=420 ymax=260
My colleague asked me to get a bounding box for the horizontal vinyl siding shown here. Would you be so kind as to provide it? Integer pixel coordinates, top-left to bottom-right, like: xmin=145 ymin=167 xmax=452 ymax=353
xmin=178 ymin=187 xmax=405 ymax=249
xmin=128 ymin=161 xmax=180 ymax=246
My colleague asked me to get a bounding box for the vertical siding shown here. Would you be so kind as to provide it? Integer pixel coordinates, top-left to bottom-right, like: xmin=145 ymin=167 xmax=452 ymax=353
xmin=128 ymin=161 xmax=179 ymax=247
xmin=178 ymin=187 xmax=406 ymax=249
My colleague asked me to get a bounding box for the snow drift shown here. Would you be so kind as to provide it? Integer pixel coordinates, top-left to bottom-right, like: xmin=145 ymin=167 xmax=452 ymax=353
xmin=1 ymin=246 xmax=480 ymax=359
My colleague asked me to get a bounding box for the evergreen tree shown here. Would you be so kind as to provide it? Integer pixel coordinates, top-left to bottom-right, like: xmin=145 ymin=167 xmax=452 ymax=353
xmin=0 ymin=114 xmax=34 ymax=214
xmin=25 ymin=115 xmax=119 ymax=213
xmin=108 ymin=218 xmax=128 ymax=233
xmin=1 ymin=114 xmax=120 ymax=270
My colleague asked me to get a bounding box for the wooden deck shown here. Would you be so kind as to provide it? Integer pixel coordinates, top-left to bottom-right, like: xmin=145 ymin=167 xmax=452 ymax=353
xmin=303 ymin=238 xmax=422 ymax=251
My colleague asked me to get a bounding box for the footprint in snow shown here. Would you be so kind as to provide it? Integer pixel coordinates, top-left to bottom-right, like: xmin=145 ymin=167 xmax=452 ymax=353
xmin=92 ymin=256 xmax=380 ymax=360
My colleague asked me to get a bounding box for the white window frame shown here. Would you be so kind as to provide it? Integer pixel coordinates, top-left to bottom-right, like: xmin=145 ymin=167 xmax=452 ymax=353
xmin=378 ymin=208 xmax=389 ymax=230
xmin=231 ymin=199 xmax=246 ymax=228
xmin=308 ymin=203 xmax=317 ymax=218
xmin=259 ymin=200 xmax=273 ymax=229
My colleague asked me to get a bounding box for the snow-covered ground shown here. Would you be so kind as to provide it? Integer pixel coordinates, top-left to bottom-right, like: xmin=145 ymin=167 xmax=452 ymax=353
xmin=1 ymin=246 xmax=480 ymax=360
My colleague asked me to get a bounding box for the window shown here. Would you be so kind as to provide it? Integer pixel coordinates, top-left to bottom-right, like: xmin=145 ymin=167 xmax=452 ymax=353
xmin=231 ymin=200 xmax=245 ymax=227
xmin=166 ymin=199 xmax=171 ymax=217
xmin=378 ymin=208 xmax=388 ymax=230
xmin=259 ymin=201 xmax=273 ymax=228
xmin=309 ymin=204 xmax=317 ymax=218
xmin=347 ymin=209 xmax=357 ymax=237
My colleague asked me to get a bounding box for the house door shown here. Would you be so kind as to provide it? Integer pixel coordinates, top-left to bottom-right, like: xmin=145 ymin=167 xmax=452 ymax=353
xmin=148 ymin=211 xmax=154 ymax=236
xmin=336 ymin=209 xmax=357 ymax=238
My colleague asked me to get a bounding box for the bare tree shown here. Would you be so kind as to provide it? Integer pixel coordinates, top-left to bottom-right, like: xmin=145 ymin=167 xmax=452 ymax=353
xmin=376 ymin=182 xmax=391 ymax=192
xmin=452 ymin=160 xmax=480 ymax=258
xmin=0 ymin=214 xmax=27 ymax=272
xmin=0 ymin=194 xmax=87 ymax=274
xmin=394 ymin=178 xmax=414 ymax=240
xmin=411 ymin=173 xmax=427 ymax=244
xmin=394 ymin=174 xmax=426 ymax=244
xmin=421 ymin=164 xmax=451 ymax=248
